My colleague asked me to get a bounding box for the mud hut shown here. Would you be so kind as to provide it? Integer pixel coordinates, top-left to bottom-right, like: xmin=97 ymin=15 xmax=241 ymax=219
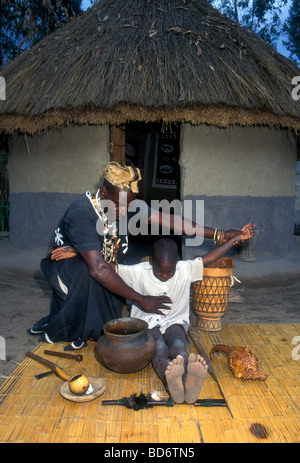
xmin=0 ymin=0 xmax=299 ymax=255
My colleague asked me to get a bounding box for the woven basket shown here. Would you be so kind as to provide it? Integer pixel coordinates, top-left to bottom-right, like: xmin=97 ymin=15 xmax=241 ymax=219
xmin=193 ymin=265 xmax=233 ymax=331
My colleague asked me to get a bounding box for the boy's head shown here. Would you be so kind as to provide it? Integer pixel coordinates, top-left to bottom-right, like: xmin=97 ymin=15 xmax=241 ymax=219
xmin=150 ymin=239 xmax=179 ymax=282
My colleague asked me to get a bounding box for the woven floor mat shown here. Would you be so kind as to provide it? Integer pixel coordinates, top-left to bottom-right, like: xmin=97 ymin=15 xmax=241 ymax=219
xmin=0 ymin=323 xmax=299 ymax=443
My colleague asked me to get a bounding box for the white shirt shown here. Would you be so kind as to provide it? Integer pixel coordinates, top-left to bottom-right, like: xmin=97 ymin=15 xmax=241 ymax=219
xmin=117 ymin=258 xmax=203 ymax=333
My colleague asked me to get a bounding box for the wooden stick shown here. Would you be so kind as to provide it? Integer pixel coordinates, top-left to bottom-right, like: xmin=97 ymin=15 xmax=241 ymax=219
xmin=101 ymin=397 xmax=227 ymax=407
xmin=188 ymin=332 xmax=234 ymax=418
xmin=43 ymin=350 xmax=83 ymax=362
xmin=26 ymin=351 xmax=71 ymax=382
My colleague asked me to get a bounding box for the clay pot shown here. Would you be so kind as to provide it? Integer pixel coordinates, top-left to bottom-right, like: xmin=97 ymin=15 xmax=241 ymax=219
xmin=94 ymin=318 xmax=156 ymax=373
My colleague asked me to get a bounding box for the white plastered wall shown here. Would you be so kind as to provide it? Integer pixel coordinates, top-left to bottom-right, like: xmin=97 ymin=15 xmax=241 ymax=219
xmin=8 ymin=124 xmax=110 ymax=194
xmin=180 ymin=125 xmax=296 ymax=198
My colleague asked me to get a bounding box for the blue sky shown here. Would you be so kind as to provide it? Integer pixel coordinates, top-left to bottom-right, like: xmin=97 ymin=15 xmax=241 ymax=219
xmin=82 ymin=0 xmax=92 ymax=10
xmin=80 ymin=0 xmax=291 ymax=59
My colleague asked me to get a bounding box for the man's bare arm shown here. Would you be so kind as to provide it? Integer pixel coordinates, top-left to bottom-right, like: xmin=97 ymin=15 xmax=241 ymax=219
xmin=80 ymin=250 xmax=171 ymax=315
xmin=148 ymin=209 xmax=247 ymax=242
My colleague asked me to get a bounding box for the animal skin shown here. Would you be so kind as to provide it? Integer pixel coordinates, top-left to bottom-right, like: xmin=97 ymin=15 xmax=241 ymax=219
xmin=209 ymin=344 xmax=267 ymax=380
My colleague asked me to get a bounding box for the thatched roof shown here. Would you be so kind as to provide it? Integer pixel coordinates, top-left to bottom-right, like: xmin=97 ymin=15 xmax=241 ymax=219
xmin=0 ymin=0 xmax=299 ymax=134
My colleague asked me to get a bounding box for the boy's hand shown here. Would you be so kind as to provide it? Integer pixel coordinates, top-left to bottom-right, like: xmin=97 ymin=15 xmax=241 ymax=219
xmin=241 ymin=223 xmax=255 ymax=240
xmin=234 ymin=223 xmax=255 ymax=244
xmin=51 ymin=246 xmax=77 ymax=261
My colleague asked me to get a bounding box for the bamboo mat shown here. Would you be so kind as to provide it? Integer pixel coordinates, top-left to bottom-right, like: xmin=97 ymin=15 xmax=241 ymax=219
xmin=0 ymin=324 xmax=299 ymax=443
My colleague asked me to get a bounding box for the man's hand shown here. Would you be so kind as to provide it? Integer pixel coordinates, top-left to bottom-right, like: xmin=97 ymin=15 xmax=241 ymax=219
xmin=140 ymin=294 xmax=172 ymax=316
xmin=51 ymin=246 xmax=77 ymax=261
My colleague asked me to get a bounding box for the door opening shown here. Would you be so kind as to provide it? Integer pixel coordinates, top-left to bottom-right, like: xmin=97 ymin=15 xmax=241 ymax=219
xmin=124 ymin=121 xmax=182 ymax=256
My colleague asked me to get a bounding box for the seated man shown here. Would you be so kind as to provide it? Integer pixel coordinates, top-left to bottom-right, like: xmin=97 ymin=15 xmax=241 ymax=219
xmin=29 ymin=161 xmax=252 ymax=350
xmin=117 ymin=228 xmax=252 ymax=403
xmin=28 ymin=162 xmax=171 ymax=349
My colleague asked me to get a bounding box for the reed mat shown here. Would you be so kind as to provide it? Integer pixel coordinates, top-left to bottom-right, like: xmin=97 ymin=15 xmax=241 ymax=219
xmin=0 ymin=323 xmax=299 ymax=443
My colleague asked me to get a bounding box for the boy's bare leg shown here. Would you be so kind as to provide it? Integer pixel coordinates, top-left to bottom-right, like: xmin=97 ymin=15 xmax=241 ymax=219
xmin=149 ymin=325 xmax=187 ymax=403
xmin=184 ymin=353 xmax=208 ymax=404
xmin=148 ymin=327 xmax=170 ymax=383
xmin=165 ymin=355 xmax=185 ymax=404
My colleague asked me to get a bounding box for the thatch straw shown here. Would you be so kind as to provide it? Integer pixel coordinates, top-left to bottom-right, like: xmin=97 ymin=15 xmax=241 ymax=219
xmin=0 ymin=0 xmax=299 ymax=134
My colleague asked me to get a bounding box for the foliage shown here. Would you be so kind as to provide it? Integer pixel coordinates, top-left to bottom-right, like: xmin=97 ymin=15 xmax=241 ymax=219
xmin=0 ymin=0 xmax=82 ymax=66
xmin=283 ymin=0 xmax=300 ymax=65
xmin=206 ymin=0 xmax=289 ymax=47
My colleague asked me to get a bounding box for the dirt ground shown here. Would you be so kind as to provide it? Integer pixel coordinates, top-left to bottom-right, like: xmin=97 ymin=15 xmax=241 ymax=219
xmin=0 ymin=269 xmax=299 ymax=387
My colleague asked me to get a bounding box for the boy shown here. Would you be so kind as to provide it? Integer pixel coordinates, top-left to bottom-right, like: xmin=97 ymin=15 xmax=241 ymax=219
xmin=117 ymin=225 xmax=253 ymax=403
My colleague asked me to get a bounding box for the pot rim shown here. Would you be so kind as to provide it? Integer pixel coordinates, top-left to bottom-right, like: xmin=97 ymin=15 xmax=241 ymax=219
xmin=103 ymin=317 xmax=148 ymax=337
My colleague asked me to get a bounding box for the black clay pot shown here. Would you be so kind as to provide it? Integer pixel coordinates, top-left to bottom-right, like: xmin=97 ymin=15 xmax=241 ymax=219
xmin=94 ymin=318 xmax=156 ymax=373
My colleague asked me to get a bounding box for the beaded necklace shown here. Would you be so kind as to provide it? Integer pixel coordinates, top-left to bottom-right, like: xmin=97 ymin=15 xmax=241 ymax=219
xmin=86 ymin=190 xmax=120 ymax=265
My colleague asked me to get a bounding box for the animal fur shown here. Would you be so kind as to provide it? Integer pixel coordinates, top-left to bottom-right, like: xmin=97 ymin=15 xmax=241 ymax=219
xmin=209 ymin=344 xmax=267 ymax=380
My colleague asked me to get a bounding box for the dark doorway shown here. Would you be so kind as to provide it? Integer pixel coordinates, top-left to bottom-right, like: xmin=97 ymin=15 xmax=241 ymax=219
xmin=125 ymin=122 xmax=180 ymax=203
xmin=125 ymin=122 xmax=182 ymax=259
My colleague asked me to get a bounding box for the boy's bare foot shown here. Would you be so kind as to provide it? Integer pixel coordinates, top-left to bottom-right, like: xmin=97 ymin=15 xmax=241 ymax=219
xmin=165 ymin=355 xmax=185 ymax=404
xmin=184 ymin=353 xmax=208 ymax=404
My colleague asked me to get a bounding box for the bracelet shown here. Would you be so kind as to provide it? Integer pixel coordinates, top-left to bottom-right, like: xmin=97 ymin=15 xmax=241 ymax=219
xmin=218 ymin=229 xmax=225 ymax=245
xmin=214 ymin=229 xmax=225 ymax=245
xmin=213 ymin=228 xmax=217 ymax=243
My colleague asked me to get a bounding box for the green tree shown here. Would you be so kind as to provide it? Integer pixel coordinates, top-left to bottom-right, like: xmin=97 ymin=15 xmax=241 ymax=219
xmin=0 ymin=0 xmax=82 ymax=67
xmin=206 ymin=0 xmax=288 ymax=47
xmin=283 ymin=0 xmax=300 ymax=64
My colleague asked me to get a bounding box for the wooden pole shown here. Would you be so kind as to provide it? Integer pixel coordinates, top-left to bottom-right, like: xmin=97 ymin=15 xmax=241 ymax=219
xmin=110 ymin=125 xmax=126 ymax=162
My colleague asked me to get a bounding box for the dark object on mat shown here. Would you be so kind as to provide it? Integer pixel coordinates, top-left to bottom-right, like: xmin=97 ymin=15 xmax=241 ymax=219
xmin=102 ymin=393 xmax=228 ymax=410
xmin=249 ymin=423 xmax=269 ymax=439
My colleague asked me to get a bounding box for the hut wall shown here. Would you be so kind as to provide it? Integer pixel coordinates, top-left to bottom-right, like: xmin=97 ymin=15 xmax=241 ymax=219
xmin=180 ymin=125 xmax=297 ymax=257
xmin=8 ymin=125 xmax=109 ymax=249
